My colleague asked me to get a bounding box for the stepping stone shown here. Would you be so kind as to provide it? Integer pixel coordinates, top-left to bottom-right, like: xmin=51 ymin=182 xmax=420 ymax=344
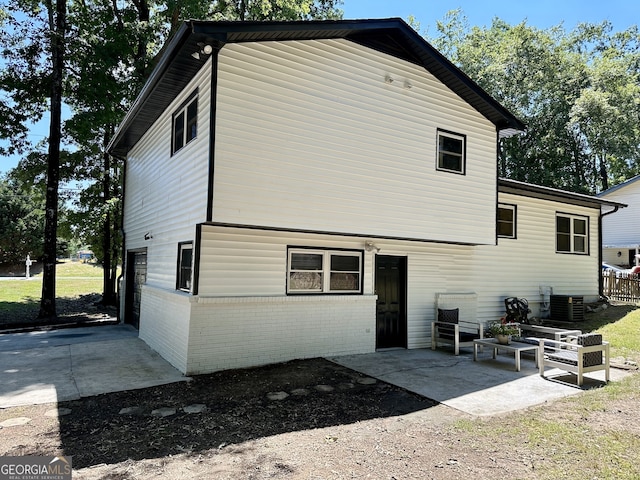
xmin=357 ymin=377 xmax=377 ymax=385
xmin=45 ymin=408 xmax=72 ymax=417
xmin=315 ymin=385 xmax=334 ymax=392
xmin=337 ymin=382 xmax=355 ymax=390
xmin=267 ymin=391 xmax=289 ymax=401
xmin=183 ymin=404 xmax=207 ymax=414
xmin=119 ymin=406 xmax=144 ymax=415
xmin=151 ymin=407 xmax=176 ymax=417
xmin=0 ymin=417 xmax=31 ymax=427
xmin=290 ymin=388 xmax=310 ymax=396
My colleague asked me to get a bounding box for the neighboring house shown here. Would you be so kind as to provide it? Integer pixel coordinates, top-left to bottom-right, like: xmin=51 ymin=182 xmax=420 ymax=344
xmin=108 ymin=19 xmax=625 ymax=375
xmin=598 ymin=175 xmax=640 ymax=268
xmin=76 ymin=250 xmax=94 ymax=262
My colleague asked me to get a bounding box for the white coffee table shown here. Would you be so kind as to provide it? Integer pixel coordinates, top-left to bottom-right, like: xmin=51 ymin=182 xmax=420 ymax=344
xmin=473 ymin=338 xmax=539 ymax=372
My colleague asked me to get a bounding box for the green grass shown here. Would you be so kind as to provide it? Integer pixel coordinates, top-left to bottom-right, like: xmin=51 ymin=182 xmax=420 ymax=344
xmin=452 ymin=305 xmax=640 ymax=479
xmin=0 ymin=276 xmax=103 ymax=302
xmin=597 ymin=308 xmax=640 ymax=364
xmin=0 ymin=260 xmax=107 ymax=326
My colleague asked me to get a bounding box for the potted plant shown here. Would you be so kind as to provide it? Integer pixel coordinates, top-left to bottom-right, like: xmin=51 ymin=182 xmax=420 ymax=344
xmin=487 ymin=319 xmax=520 ymax=345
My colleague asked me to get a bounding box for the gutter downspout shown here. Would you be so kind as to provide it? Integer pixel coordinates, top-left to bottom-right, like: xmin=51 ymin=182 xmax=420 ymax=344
xmin=599 ymin=205 xmax=620 ymax=298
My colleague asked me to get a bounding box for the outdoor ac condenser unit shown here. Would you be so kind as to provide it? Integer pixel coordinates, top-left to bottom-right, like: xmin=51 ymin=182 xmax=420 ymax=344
xmin=550 ymin=295 xmax=584 ymax=322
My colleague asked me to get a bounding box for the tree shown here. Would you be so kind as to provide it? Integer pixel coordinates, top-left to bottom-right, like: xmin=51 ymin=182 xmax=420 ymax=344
xmin=0 ymin=177 xmax=45 ymax=263
xmin=428 ymin=10 xmax=640 ymax=193
xmin=39 ymin=0 xmax=67 ymax=317
xmin=62 ymin=0 xmax=344 ymax=307
xmin=2 ymin=0 xmax=344 ymax=317
xmin=0 ymin=0 xmax=68 ymax=317
xmin=568 ymin=25 xmax=640 ymax=190
xmin=0 ymin=4 xmax=50 ymax=157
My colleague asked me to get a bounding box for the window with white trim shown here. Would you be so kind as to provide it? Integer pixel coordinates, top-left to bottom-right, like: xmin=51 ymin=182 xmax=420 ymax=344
xmin=556 ymin=214 xmax=588 ymax=254
xmin=287 ymin=248 xmax=363 ymax=294
xmin=497 ymin=204 xmax=516 ymax=238
xmin=177 ymin=242 xmax=193 ymax=291
xmin=172 ymin=94 xmax=198 ymax=154
xmin=437 ymin=129 xmax=466 ymax=174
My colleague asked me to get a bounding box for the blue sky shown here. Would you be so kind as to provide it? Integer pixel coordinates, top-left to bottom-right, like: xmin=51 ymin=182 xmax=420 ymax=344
xmin=2 ymin=0 xmax=639 ymax=175
xmin=342 ymin=0 xmax=640 ymax=32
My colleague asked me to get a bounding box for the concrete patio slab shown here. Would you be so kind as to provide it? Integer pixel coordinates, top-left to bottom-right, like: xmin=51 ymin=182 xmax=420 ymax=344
xmin=330 ymin=347 xmax=629 ymax=416
xmin=0 ymin=324 xmax=189 ymax=408
xmin=1 ymin=324 xmax=629 ymax=417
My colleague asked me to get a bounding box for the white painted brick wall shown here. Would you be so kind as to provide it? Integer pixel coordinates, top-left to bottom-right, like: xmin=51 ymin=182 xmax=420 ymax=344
xmin=139 ymin=285 xmax=192 ymax=373
xmin=185 ymin=295 xmax=377 ymax=374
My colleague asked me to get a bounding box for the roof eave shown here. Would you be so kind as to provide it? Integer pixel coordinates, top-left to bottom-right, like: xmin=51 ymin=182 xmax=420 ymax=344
xmin=597 ymin=174 xmax=640 ymax=197
xmin=499 ymin=178 xmax=628 ymax=209
xmin=108 ymin=18 xmax=526 ymax=157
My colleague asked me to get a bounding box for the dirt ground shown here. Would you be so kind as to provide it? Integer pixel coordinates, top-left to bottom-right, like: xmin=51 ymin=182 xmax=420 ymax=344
xmin=1 ymin=301 xmax=638 ymax=479
xmin=1 ymin=354 xmax=637 ymax=480
xmin=0 ymin=358 xmax=507 ymax=479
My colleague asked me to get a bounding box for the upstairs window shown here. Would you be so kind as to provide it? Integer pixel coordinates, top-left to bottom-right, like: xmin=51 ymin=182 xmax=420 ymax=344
xmin=177 ymin=242 xmax=193 ymax=292
xmin=172 ymin=93 xmax=198 ymax=154
xmin=498 ymin=204 xmax=516 ymax=238
xmin=437 ymin=129 xmax=466 ymax=174
xmin=287 ymin=248 xmax=362 ymax=294
xmin=556 ymin=214 xmax=588 ymax=254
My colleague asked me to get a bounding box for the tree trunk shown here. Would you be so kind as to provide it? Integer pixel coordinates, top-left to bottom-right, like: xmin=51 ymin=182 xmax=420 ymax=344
xmin=239 ymin=0 xmax=246 ymax=20
xmin=598 ymin=151 xmax=609 ymax=192
xmin=101 ymin=145 xmax=117 ymax=305
xmin=39 ymin=0 xmax=66 ymax=319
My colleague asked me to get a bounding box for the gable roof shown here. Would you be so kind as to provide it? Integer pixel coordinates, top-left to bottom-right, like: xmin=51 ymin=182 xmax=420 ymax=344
xmin=597 ymin=174 xmax=640 ymax=197
xmin=108 ymin=18 xmax=526 ymax=158
xmin=499 ymin=178 xmax=627 ymax=210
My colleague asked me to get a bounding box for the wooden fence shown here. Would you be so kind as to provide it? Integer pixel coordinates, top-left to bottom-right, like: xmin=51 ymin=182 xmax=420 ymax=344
xmin=602 ymin=271 xmax=640 ymax=302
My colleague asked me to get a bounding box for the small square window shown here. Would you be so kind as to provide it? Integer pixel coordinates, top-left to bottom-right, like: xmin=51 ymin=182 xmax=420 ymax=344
xmin=497 ymin=204 xmax=516 ymax=239
xmin=172 ymin=93 xmax=198 ymax=155
xmin=556 ymin=214 xmax=588 ymax=254
xmin=437 ymin=129 xmax=466 ymax=174
xmin=177 ymin=242 xmax=193 ymax=292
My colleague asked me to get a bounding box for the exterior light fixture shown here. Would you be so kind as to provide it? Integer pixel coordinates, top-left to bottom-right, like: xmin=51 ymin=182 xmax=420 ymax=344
xmin=364 ymin=241 xmax=380 ymax=253
xmin=191 ymin=43 xmax=214 ymax=60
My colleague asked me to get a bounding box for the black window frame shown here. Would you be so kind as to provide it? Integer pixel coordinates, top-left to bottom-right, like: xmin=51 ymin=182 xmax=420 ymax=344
xmin=171 ymin=91 xmax=198 ymax=155
xmin=497 ymin=203 xmax=517 ymax=239
xmin=286 ymin=247 xmax=364 ymax=295
xmin=176 ymin=241 xmax=194 ymax=292
xmin=436 ymin=128 xmax=466 ymax=175
xmin=556 ymin=213 xmax=589 ymax=255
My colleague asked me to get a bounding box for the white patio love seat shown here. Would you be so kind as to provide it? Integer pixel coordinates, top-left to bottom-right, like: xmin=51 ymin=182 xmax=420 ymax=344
xmin=538 ymin=333 xmax=610 ymax=386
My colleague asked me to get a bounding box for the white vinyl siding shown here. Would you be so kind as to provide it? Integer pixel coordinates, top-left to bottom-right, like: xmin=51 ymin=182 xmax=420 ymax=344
xmin=120 ymin=35 xmax=607 ymax=376
xmin=141 ymin=188 xmax=603 ymax=374
xmin=471 ymin=192 xmax=601 ymax=320
xmin=123 ymin=60 xmax=211 ymax=291
xmin=197 ymin=224 xmax=474 ymax=350
xmin=600 ymin=179 xmax=640 ymax=247
xmin=213 ymin=39 xmax=498 ymax=245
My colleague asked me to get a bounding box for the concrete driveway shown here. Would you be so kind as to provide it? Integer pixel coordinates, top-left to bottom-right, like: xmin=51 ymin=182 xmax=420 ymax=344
xmin=0 ymin=324 xmax=188 ymax=408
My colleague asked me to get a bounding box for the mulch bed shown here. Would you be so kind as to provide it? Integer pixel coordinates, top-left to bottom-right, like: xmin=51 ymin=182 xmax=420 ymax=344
xmin=51 ymin=358 xmax=436 ymax=468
